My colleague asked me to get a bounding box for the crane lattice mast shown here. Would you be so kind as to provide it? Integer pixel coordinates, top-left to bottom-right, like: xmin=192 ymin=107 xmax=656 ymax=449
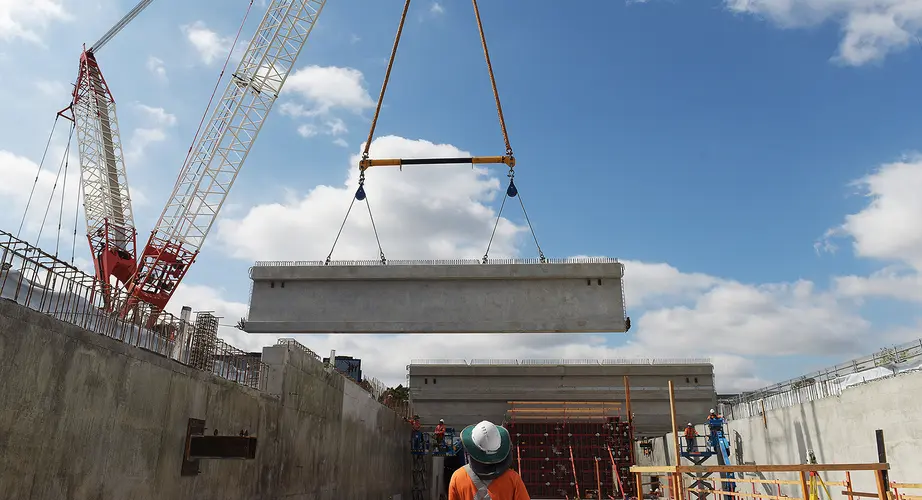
xmin=59 ymin=0 xmax=154 ymax=300
xmin=125 ymin=0 xmax=328 ymax=318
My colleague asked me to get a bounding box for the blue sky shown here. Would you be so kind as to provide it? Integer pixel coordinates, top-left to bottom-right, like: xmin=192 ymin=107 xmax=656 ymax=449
xmin=3 ymin=0 xmax=922 ymax=391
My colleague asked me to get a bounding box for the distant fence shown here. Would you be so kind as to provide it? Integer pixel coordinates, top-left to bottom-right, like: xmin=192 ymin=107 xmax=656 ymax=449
xmin=410 ymin=358 xmax=713 ymax=366
xmin=0 ymin=229 xmax=266 ymax=390
xmin=719 ymin=338 xmax=922 ymax=419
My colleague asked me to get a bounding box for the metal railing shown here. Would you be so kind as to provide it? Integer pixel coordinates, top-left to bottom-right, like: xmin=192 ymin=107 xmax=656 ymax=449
xmin=277 ymin=337 xmax=320 ymax=360
xmin=719 ymin=338 xmax=922 ymax=419
xmin=0 ymin=229 xmax=266 ymax=390
xmin=253 ymin=256 xmax=621 ymax=267
xmin=409 ymin=358 xmax=713 ymax=366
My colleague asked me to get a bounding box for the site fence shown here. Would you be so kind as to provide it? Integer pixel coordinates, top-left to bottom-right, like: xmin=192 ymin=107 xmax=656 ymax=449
xmin=410 ymin=358 xmax=713 ymax=366
xmin=0 ymin=229 xmax=266 ymax=390
xmin=719 ymin=338 xmax=922 ymax=420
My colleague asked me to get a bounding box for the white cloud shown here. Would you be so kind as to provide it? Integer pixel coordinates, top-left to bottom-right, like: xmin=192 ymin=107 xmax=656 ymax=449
xmin=430 ymin=2 xmax=445 ymax=15
xmin=207 ymin=135 xmax=882 ymax=393
xmin=125 ymin=104 xmax=177 ymax=163
xmin=281 ymin=65 xmax=374 ymax=142
xmin=146 ymin=56 xmax=167 ymax=81
xmin=181 ymin=21 xmax=233 ymax=65
xmin=283 ymin=65 xmax=375 ymax=116
xmin=724 ymin=0 xmax=922 ymax=65
xmin=333 ymin=138 xmax=349 ymax=148
xmin=0 ymin=0 xmax=70 ymax=44
xmin=823 ymin=156 xmax=922 ymax=303
xmin=216 ymin=135 xmax=524 ymax=261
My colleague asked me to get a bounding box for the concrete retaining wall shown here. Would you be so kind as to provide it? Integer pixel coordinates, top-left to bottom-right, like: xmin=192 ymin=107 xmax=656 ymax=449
xmin=644 ymin=371 xmax=922 ymax=496
xmin=0 ymin=298 xmax=411 ymax=500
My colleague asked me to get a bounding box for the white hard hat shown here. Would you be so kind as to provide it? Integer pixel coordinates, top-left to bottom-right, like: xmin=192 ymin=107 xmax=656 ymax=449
xmin=710 ymin=408 xmax=715 ymax=413
xmin=688 ymin=423 xmax=693 ymax=426
xmin=439 ymin=419 xmax=444 ymax=423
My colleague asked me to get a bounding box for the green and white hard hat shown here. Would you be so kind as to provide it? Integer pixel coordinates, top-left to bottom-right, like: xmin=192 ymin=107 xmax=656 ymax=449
xmin=461 ymin=420 xmax=512 ymax=465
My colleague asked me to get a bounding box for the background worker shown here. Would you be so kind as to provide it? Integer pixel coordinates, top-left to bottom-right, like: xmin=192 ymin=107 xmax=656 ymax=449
xmin=411 ymin=415 xmax=422 ymax=450
xmin=683 ymin=423 xmax=698 ymax=453
xmin=435 ymin=419 xmax=447 ymax=448
xmin=448 ymin=420 xmax=530 ymax=500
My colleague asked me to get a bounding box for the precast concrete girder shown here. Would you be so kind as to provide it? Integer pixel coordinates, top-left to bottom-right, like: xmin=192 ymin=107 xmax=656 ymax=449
xmin=242 ymin=258 xmax=629 ymax=334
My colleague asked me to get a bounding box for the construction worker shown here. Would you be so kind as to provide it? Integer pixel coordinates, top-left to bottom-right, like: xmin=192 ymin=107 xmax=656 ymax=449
xmin=435 ymin=419 xmax=447 ymax=448
xmin=448 ymin=420 xmax=530 ymax=500
xmin=411 ymin=415 xmax=422 ymax=450
xmin=707 ymin=410 xmax=723 ymax=434
xmin=683 ymin=423 xmax=698 ymax=453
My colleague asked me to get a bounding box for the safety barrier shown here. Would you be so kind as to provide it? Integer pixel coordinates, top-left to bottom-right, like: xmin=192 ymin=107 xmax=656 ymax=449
xmin=409 ymin=358 xmax=713 ymax=366
xmin=0 ymin=229 xmax=267 ymax=390
xmin=632 ymin=463 xmax=892 ymax=500
xmin=252 ymin=256 xmax=622 ymax=267
xmin=719 ymin=339 xmax=922 ymax=419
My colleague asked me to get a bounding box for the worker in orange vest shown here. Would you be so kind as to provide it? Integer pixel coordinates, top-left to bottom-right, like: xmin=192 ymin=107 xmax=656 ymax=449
xmin=411 ymin=415 xmax=422 ymax=450
xmin=435 ymin=419 xmax=447 ymax=449
xmin=683 ymin=423 xmax=698 ymax=453
xmin=448 ymin=420 xmax=530 ymax=499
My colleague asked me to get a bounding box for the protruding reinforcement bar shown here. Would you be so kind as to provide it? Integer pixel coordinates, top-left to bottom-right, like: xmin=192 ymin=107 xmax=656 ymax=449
xmin=359 ymin=155 xmax=516 ymax=170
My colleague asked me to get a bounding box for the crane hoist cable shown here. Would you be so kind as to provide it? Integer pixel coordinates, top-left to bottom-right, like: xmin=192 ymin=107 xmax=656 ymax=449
xmin=17 ymin=115 xmax=62 ymax=239
xmin=326 ymin=0 xmax=546 ymax=263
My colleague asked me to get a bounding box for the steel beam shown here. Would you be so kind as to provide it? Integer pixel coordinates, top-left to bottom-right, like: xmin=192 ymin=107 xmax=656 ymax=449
xmin=243 ymin=258 xmax=629 ymax=334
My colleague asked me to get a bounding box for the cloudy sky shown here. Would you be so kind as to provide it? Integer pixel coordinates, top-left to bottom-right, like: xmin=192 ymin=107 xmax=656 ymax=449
xmin=3 ymin=0 xmax=922 ymax=392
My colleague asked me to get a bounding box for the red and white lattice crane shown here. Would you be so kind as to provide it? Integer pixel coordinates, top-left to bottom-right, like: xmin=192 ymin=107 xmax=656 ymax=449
xmin=124 ymin=0 xmax=328 ymax=321
xmin=59 ymin=0 xmax=154 ymax=300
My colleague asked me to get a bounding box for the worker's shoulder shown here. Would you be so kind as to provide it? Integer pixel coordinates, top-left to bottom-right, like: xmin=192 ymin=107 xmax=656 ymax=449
xmin=450 ymin=465 xmax=471 ymax=484
xmin=501 ymin=468 xmax=526 ymax=484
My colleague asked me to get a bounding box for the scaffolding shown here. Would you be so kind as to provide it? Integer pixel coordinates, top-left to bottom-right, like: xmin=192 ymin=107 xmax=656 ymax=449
xmin=504 ymin=377 xmax=637 ymax=499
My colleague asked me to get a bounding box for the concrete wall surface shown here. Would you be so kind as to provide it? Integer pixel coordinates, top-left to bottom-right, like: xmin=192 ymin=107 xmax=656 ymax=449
xmin=0 ymin=299 xmax=411 ymax=500
xmin=409 ymin=363 xmax=716 ymax=435
xmin=646 ymin=371 xmax=922 ymax=496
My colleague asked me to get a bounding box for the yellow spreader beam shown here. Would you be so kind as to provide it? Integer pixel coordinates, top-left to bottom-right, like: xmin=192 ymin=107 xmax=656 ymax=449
xmin=359 ymin=155 xmax=515 ymax=171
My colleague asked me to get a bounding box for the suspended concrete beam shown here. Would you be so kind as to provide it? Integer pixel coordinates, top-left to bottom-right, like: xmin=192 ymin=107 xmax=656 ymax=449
xmin=242 ymin=258 xmax=630 ymax=334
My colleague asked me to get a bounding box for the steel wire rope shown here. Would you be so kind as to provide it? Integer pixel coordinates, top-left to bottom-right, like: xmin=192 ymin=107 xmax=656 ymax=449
xmin=326 ymin=0 xmax=413 ymax=264
xmin=361 ymin=0 xmax=412 ymax=159
xmin=324 ymin=174 xmax=387 ymax=264
xmin=36 ymin=124 xmax=75 ymax=249
xmin=172 ymin=0 xmax=255 ymax=197
xmin=482 ymin=188 xmax=509 ymax=263
xmin=471 ymin=0 xmax=513 ymax=157
xmin=71 ymin=181 xmax=84 ymax=264
xmin=18 ymin=115 xmax=61 ymax=238
xmin=324 ymin=194 xmax=357 ymax=264
xmin=55 ymin=132 xmax=72 ymax=257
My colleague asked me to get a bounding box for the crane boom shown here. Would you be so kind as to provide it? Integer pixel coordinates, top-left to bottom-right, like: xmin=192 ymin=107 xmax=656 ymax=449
xmin=125 ymin=0 xmax=328 ymax=317
xmin=90 ymin=0 xmax=155 ymax=52
xmin=67 ymin=50 xmax=137 ymax=297
xmin=60 ymin=0 xmax=155 ymax=303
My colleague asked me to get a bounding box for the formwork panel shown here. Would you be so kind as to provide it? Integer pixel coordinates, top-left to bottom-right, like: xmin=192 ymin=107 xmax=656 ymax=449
xmin=243 ymin=258 xmax=628 ymax=334
xmin=506 ymin=402 xmax=636 ymax=499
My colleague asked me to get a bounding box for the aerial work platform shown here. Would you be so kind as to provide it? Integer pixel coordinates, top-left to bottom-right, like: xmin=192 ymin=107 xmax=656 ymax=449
xmin=242 ymin=258 xmax=629 ymax=334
